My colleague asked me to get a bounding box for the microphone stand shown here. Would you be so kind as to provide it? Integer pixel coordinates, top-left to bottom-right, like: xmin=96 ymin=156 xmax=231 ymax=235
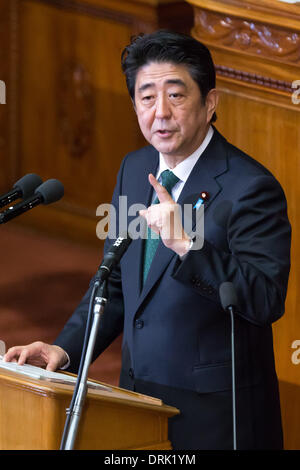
xmin=219 ymin=282 xmax=238 ymax=451
xmin=60 ymin=279 xmax=108 ymax=450
xmin=228 ymin=304 xmax=237 ymax=451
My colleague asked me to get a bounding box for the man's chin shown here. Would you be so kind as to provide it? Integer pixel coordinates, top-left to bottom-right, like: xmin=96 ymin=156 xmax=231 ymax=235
xmin=150 ymin=138 xmax=180 ymax=156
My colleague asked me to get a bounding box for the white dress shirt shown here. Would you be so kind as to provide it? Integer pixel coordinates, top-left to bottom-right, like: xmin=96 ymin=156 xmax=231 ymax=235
xmin=154 ymin=126 xmax=214 ymax=202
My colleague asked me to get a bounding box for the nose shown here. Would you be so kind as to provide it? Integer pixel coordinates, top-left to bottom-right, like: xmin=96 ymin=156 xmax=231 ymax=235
xmin=155 ymin=94 xmax=172 ymax=119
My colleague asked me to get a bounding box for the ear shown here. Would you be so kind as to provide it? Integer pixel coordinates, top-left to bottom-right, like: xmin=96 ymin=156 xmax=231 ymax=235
xmin=205 ymin=88 xmax=219 ymax=123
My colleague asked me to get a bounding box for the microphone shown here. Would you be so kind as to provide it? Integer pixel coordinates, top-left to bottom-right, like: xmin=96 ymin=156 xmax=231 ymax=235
xmin=0 ymin=174 xmax=43 ymax=209
xmin=219 ymin=281 xmax=238 ymax=312
xmin=219 ymin=281 xmax=238 ymax=451
xmin=0 ymin=179 xmax=64 ymax=224
xmin=95 ymin=234 xmax=132 ymax=283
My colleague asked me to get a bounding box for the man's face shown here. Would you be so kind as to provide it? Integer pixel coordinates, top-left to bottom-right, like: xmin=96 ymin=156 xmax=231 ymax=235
xmin=134 ymin=61 xmax=218 ymax=164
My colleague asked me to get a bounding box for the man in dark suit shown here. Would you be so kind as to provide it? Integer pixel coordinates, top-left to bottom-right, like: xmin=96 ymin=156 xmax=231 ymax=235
xmin=4 ymin=31 xmax=291 ymax=449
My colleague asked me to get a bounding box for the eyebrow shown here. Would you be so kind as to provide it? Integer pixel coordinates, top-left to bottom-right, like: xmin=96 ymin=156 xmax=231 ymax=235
xmin=137 ymin=78 xmax=187 ymax=94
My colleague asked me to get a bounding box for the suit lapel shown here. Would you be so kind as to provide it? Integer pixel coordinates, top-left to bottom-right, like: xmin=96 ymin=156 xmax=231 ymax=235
xmin=135 ymin=128 xmax=229 ymax=315
xmin=126 ymin=147 xmax=159 ymax=300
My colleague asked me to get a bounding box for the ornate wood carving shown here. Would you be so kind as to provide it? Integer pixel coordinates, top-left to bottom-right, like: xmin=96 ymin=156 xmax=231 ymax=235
xmin=194 ymin=9 xmax=300 ymax=65
xmin=215 ymin=65 xmax=293 ymax=92
xmin=58 ymin=62 xmax=94 ymax=159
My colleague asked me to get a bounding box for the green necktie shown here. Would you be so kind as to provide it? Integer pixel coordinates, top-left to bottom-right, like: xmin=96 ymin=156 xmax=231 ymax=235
xmin=143 ymin=169 xmax=180 ymax=284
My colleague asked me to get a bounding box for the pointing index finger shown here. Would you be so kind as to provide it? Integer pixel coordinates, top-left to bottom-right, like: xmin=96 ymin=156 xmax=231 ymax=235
xmin=148 ymin=173 xmax=173 ymax=203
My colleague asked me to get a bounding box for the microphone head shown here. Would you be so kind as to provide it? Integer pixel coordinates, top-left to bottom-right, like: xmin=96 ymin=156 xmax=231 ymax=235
xmin=35 ymin=179 xmax=64 ymax=205
xmin=96 ymin=233 xmax=132 ymax=282
xmin=107 ymin=233 xmax=132 ymax=261
xmin=219 ymin=282 xmax=238 ymax=311
xmin=13 ymin=173 xmax=43 ymax=199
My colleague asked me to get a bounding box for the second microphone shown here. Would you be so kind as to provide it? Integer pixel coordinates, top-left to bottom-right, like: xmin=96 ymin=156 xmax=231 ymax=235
xmin=0 ymin=179 xmax=64 ymax=225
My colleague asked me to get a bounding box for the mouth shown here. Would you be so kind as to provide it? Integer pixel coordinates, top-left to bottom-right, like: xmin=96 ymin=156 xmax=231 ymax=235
xmin=155 ymin=129 xmax=175 ymax=137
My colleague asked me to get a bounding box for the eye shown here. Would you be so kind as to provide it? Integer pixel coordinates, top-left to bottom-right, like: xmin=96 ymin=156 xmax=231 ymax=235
xmin=169 ymin=92 xmax=184 ymax=102
xmin=142 ymin=94 xmax=154 ymax=101
xmin=141 ymin=95 xmax=155 ymax=105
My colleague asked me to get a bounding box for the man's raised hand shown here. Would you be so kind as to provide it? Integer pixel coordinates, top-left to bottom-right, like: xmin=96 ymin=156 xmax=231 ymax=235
xmin=139 ymin=173 xmax=191 ymax=257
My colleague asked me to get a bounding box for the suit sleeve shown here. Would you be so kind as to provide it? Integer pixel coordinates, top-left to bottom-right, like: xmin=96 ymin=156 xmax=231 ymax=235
xmin=53 ymin=156 xmax=128 ymax=373
xmin=172 ymin=174 xmax=291 ymax=327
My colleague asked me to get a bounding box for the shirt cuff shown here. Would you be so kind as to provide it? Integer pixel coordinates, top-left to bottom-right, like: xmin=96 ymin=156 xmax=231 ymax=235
xmin=59 ymin=352 xmax=71 ymax=370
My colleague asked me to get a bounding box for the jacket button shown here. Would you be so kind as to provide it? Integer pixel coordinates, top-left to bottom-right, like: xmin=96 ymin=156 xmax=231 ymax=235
xmin=135 ymin=319 xmax=144 ymax=329
xmin=129 ymin=368 xmax=134 ymax=379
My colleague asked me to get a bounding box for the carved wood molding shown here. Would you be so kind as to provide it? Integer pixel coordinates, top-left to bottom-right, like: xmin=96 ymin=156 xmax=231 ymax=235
xmin=193 ymin=8 xmax=300 ymax=65
xmin=215 ymin=65 xmax=293 ymax=93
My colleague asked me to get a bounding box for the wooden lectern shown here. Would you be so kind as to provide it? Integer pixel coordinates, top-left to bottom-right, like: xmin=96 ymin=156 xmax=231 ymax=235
xmin=0 ymin=367 xmax=179 ymax=450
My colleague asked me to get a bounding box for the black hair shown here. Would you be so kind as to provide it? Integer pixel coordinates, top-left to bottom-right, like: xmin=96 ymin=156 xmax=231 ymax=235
xmin=121 ymin=30 xmax=217 ymax=122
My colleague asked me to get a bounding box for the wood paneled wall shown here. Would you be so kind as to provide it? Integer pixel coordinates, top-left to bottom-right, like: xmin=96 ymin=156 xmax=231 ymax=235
xmin=0 ymin=1 xmax=17 ymax=189
xmin=0 ymin=0 xmax=193 ymax=244
xmin=1 ymin=0 xmax=299 ymax=450
xmin=188 ymin=0 xmax=300 ymax=450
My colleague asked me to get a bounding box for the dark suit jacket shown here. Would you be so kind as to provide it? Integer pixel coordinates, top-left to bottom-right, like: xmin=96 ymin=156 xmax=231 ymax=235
xmin=55 ymin=128 xmax=291 ymax=450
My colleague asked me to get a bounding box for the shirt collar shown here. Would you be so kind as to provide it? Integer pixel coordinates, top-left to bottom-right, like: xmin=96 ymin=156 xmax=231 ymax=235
xmin=157 ymin=126 xmax=214 ymax=183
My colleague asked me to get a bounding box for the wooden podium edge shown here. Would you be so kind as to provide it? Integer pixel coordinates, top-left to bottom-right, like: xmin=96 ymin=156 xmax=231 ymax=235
xmin=0 ymin=367 xmax=179 ymax=417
